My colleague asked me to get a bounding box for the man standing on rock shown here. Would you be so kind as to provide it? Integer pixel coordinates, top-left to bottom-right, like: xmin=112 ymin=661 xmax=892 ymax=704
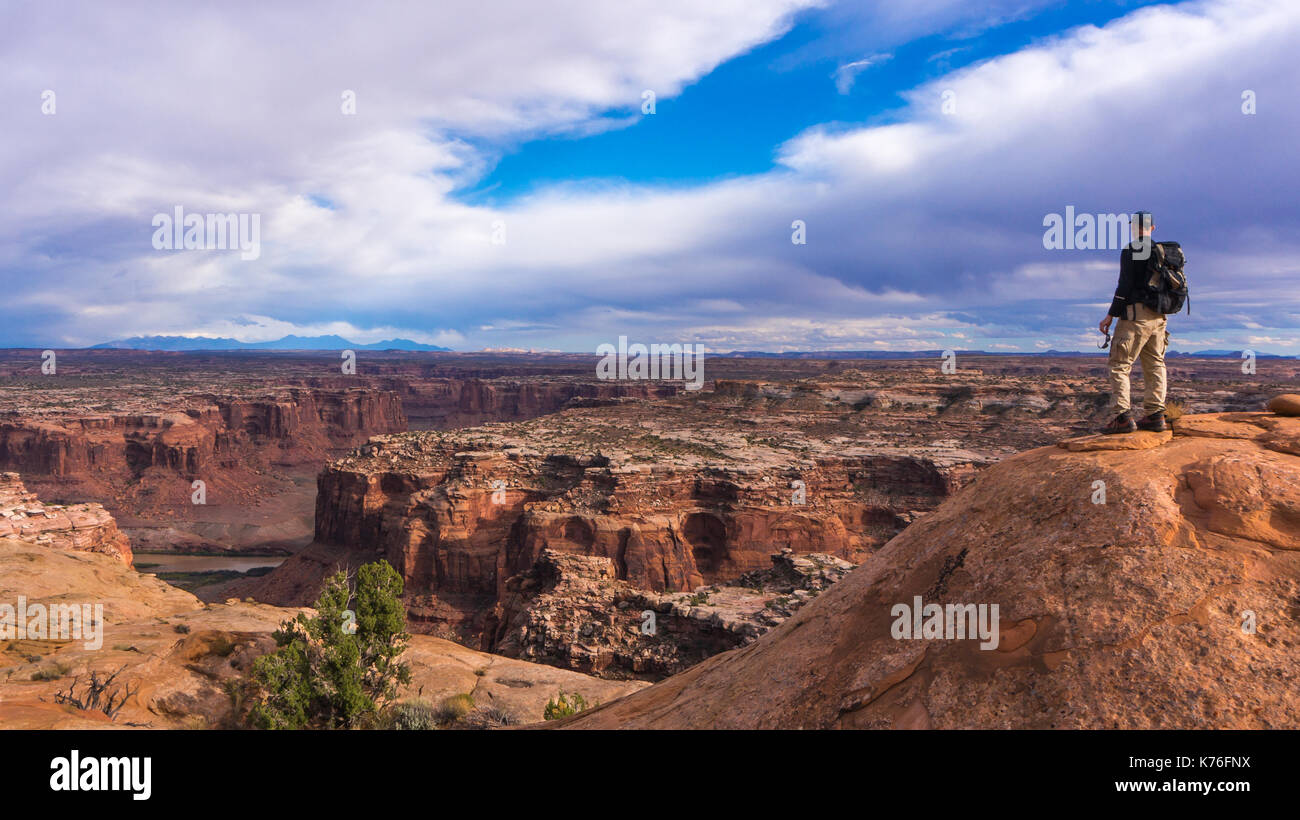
xmin=1100 ymin=211 xmax=1169 ymax=434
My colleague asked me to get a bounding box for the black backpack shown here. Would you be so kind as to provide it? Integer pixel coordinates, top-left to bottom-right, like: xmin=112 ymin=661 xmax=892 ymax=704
xmin=1138 ymin=241 xmax=1188 ymax=315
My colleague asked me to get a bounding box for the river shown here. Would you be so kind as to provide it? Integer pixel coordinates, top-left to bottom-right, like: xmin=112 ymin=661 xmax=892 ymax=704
xmin=133 ymin=552 xmax=287 ymax=574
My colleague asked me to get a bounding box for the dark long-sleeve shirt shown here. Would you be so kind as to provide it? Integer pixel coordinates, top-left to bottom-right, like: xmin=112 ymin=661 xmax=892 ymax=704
xmin=1108 ymin=241 xmax=1150 ymax=318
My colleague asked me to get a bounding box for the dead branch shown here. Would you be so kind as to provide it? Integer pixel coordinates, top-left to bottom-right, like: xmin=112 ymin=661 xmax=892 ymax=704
xmin=52 ymin=665 xmax=139 ymax=719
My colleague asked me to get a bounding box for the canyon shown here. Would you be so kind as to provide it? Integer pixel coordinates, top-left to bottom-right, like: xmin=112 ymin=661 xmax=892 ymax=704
xmin=0 ymin=350 xmax=674 ymax=555
xmin=287 ymin=383 xmax=987 ymax=653
xmin=226 ymin=352 xmax=1296 ymax=679
xmin=0 ymin=471 xmax=644 ymax=728
xmin=2 ymin=348 xmax=1297 ymax=726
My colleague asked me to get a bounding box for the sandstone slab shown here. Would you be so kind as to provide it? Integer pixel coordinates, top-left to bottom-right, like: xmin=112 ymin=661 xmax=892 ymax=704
xmin=1057 ymin=429 xmax=1172 ymax=451
xmin=0 ymin=472 xmax=131 ymax=563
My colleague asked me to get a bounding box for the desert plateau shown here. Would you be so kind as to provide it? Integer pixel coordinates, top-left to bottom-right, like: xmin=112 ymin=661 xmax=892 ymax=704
xmin=2 ymin=349 xmax=1296 ymax=732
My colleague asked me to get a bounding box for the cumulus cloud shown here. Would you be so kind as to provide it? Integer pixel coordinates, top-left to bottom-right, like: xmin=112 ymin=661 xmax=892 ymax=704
xmin=2 ymin=0 xmax=816 ymax=345
xmin=3 ymin=0 xmax=1299 ymax=354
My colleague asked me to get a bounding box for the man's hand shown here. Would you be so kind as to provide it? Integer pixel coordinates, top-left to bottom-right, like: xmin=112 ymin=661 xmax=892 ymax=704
xmin=1099 ymin=316 xmax=1113 ymax=334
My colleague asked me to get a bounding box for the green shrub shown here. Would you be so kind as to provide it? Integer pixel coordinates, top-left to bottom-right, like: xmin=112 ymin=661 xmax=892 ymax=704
xmin=543 ymin=691 xmax=591 ymax=721
xmin=244 ymin=560 xmax=411 ymax=729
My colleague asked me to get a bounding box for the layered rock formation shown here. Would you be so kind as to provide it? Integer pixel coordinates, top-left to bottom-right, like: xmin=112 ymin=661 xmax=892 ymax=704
xmin=4 ymin=348 xmax=1298 ymax=729
xmin=298 ymin=389 xmax=986 ymax=644
xmin=0 ymin=387 xmax=406 ymax=552
xmin=0 ymin=348 xmax=687 ymax=554
xmin=485 ymin=548 xmax=855 ymax=679
xmin=0 ymin=387 xmax=405 ymax=483
xmin=3 ymin=348 xmax=1286 ymax=558
xmin=561 ymin=412 xmax=1300 ymax=729
xmin=364 ymin=377 xmax=678 ymax=429
xmin=0 ymin=472 xmax=130 ymax=563
xmin=201 ymin=356 xmax=1298 ymax=686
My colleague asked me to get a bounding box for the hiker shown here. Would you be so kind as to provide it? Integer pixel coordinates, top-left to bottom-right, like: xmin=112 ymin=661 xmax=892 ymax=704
xmin=1099 ymin=211 xmax=1175 ymax=434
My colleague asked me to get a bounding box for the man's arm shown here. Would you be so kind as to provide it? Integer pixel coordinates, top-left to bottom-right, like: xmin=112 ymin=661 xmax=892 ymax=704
xmin=1108 ymin=247 xmax=1137 ymax=318
xmin=1101 ymin=247 xmax=1139 ymax=332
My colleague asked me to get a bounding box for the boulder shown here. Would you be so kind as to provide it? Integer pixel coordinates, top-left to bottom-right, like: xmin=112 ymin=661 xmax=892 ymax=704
xmin=1266 ymin=394 xmax=1300 ymax=416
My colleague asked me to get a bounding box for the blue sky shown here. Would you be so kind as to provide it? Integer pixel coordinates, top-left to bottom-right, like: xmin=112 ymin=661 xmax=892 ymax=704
xmin=3 ymin=0 xmax=1298 ymax=354
xmin=464 ymin=1 xmax=1170 ymax=204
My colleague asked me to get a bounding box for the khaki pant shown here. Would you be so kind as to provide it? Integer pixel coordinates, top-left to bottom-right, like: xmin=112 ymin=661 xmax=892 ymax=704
xmin=1108 ymin=303 xmax=1168 ymax=414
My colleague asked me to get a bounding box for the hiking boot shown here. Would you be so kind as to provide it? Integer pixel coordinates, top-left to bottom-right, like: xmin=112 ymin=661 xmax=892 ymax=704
xmin=1136 ymin=411 xmax=1167 ymax=432
xmin=1103 ymin=412 xmax=1137 ymax=434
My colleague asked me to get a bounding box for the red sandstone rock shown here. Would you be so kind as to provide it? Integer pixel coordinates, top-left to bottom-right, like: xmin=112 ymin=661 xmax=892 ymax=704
xmin=486 ymin=548 xmax=855 ymax=680
xmin=1057 ymin=430 xmax=1173 ymax=451
xmin=0 ymin=388 xmax=406 ymax=481
xmin=302 ymin=409 xmax=982 ymax=643
xmin=561 ymin=413 xmax=1300 ymax=729
xmin=0 ymin=472 xmax=131 ymax=563
xmin=1266 ymin=393 xmax=1300 ymax=416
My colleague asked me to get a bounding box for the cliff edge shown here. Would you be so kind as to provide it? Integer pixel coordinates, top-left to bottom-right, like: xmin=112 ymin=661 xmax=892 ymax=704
xmin=561 ymin=412 xmax=1300 ymax=729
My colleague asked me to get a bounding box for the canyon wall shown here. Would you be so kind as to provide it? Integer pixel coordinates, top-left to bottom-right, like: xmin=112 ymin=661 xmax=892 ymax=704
xmin=485 ymin=548 xmax=856 ymax=680
xmin=0 ymin=387 xmax=407 ymax=551
xmin=362 ymin=377 xmax=679 ymax=429
xmin=0 ymin=387 xmax=406 ymax=481
xmin=0 ymin=376 xmax=677 ymax=546
xmin=0 ymin=472 xmax=131 ymax=563
xmin=310 ymin=432 xmax=982 ymax=642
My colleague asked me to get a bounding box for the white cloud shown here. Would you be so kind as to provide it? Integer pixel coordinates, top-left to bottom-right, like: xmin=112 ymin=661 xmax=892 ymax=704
xmin=4 ymin=0 xmax=1300 ymax=355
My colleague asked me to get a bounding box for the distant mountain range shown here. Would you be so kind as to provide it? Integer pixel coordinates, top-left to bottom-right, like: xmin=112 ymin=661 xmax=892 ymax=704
xmin=90 ymin=335 xmax=451 ymax=351
xmin=45 ymin=339 xmax=1294 ymax=358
